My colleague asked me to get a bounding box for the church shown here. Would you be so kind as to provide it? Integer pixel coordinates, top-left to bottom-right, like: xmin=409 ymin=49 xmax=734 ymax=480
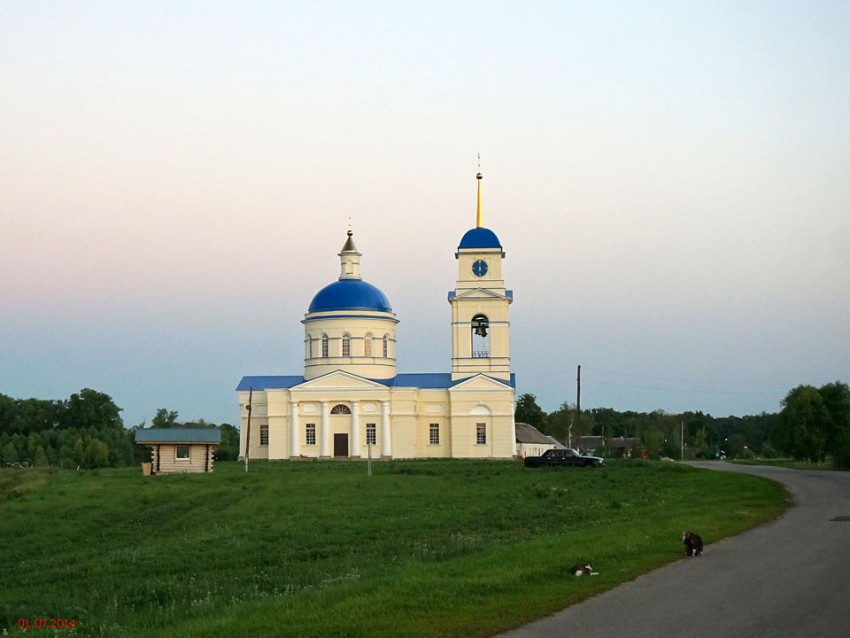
xmin=236 ymin=172 xmax=517 ymax=460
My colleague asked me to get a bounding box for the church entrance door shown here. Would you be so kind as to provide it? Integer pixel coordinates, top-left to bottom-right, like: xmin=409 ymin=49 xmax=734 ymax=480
xmin=334 ymin=433 xmax=349 ymax=458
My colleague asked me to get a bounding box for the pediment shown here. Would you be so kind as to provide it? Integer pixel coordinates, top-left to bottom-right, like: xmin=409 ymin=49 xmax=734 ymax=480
xmin=453 ymin=288 xmax=508 ymax=300
xmin=449 ymin=374 xmax=514 ymax=392
xmin=294 ymin=370 xmax=387 ymax=391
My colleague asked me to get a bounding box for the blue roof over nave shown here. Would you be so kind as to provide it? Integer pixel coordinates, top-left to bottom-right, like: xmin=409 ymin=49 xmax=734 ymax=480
xmin=236 ymin=373 xmax=515 ymax=391
xmin=458 ymin=227 xmax=502 ymax=250
xmin=308 ymin=279 xmax=393 ymax=313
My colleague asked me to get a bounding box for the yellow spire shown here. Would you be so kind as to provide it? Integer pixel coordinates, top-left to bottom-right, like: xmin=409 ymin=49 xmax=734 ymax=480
xmin=475 ymin=156 xmax=483 ymax=228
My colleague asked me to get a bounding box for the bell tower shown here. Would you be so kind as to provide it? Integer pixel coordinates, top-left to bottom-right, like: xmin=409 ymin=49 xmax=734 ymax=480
xmin=449 ymin=170 xmax=512 ymax=381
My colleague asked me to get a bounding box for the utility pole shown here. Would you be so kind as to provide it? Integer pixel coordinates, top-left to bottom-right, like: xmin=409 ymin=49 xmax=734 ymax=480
xmin=244 ymin=387 xmax=253 ymax=473
xmin=367 ymin=440 xmax=372 ymax=477
xmin=681 ymin=419 xmax=685 ymax=461
xmin=575 ymin=364 xmax=581 ymax=451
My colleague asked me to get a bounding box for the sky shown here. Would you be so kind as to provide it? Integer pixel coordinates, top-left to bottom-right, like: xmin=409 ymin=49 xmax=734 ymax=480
xmin=2 ymin=1 xmax=849 ymax=427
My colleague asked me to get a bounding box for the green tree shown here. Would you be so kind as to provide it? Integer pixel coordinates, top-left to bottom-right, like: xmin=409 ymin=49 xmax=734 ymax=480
xmin=641 ymin=426 xmax=664 ymax=459
xmin=726 ymin=433 xmax=748 ymax=458
xmin=818 ymin=381 xmax=850 ymax=468
xmin=215 ymin=424 xmax=241 ymax=461
xmin=1 ymin=441 xmax=18 ymax=465
xmin=514 ymin=393 xmax=546 ymax=430
xmin=0 ymin=394 xmax=15 ymax=433
xmin=577 ymin=411 xmax=597 ymax=446
xmin=693 ymin=427 xmax=709 ymax=456
xmin=64 ymin=389 xmax=123 ymax=430
xmin=152 ymin=408 xmax=180 ymax=429
xmin=772 ymin=385 xmax=829 ymax=463
xmin=86 ymin=439 xmax=110 ymax=468
xmin=644 ymin=410 xmax=678 ymax=458
xmin=542 ymin=402 xmax=574 ymax=446
xmin=72 ymin=436 xmax=87 ymax=467
xmin=819 ymin=381 xmax=850 ymax=467
xmin=0 ymin=396 xmax=62 ymax=435
xmin=590 ymin=408 xmax=622 ymax=438
xmin=184 ymin=418 xmax=215 ymax=429
xmin=33 ymin=446 xmax=49 ymax=467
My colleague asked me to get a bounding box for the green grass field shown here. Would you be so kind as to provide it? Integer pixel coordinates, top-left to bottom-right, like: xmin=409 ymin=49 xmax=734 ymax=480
xmin=730 ymin=458 xmax=843 ymax=471
xmin=1 ymin=459 xmax=788 ymax=638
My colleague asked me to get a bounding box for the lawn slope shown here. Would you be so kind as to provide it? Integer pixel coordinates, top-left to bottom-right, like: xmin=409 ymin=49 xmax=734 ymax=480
xmin=0 ymin=460 xmax=787 ymax=638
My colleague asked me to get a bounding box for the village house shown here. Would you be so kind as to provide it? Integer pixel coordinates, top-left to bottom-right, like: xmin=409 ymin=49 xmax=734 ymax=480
xmin=135 ymin=428 xmax=221 ymax=474
xmin=515 ymin=422 xmax=565 ymax=458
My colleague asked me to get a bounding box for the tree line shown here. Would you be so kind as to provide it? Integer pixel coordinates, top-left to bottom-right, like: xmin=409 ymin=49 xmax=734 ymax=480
xmin=4 ymin=381 xmax=847 ymax=469
xmin=516 ymin=380 xmax=850 ymax=468
xmin=0 ymin=389 xmax=239 ymax=468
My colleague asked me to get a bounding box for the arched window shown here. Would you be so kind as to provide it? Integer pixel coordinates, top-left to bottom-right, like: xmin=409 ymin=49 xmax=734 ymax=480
xmin=364 ymin=333 xmax=373 ymax=357
xmin=383 ymin=334 xmax=389 ymax=358
xmin=330 ymin=404 xmax=351 ymax=415
xmin=321 ymin=334 xmax=329 ymax=358
xmin=471 ymin=314 xmax=489 ymax=358
xmin=342 ymin=333 xmax=351 ymax=357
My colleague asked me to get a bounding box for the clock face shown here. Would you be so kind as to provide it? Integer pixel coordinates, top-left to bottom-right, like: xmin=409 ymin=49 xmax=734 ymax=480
xmin=472 ymin=259 xmax=488 ymax=277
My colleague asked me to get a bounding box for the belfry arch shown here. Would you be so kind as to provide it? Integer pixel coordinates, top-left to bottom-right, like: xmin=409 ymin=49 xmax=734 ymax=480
xmin=471 ymin=314 xmax=490 ymax=358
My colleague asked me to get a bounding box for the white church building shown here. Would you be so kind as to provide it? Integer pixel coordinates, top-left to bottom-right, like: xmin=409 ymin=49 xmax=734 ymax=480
xmin=236 ymin=173 xmax=516 ymax=460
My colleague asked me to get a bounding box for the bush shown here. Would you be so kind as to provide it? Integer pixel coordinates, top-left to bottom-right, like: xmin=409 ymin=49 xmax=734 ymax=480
xmin=832 ymin=443 xmax=850 ymax=470
xmin=760 ymin=443 xmax=782 ymax=459
xmin=736 ymin=447 xmax=756 ymax=460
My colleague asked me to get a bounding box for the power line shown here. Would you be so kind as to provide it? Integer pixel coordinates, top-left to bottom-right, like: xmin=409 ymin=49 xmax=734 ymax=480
xmin=519 ymin=365 xmax=790 ymax=397
xmin=588 ymin=379 xmax=782 ymax=397
xmin=586 ymin=367 xmax=790 ymax=389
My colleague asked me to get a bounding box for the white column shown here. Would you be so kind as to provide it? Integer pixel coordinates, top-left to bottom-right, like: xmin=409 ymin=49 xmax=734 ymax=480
xmin=380 ymin=400 xmax=391 ymax=458
xmin=290 ymin=401 xmax=299 ymax=459
xmin=350 ymin=400 xmax=360 ymax=458
xmin=320 ymin=401 xmax=330 ymax=458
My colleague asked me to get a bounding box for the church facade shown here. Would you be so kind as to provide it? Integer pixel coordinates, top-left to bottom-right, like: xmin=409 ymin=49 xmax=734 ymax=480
xmin=236 ymin=174 xmax=516 ymax=460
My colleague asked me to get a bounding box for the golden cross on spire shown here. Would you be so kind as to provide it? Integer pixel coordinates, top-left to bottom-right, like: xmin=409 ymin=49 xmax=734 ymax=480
xmin=475 ymin=154 xmax=483 ymax=228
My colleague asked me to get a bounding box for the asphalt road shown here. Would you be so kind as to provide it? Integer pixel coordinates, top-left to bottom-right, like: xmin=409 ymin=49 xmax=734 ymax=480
xmin=494 ymin=462 xmax=850 ymax=638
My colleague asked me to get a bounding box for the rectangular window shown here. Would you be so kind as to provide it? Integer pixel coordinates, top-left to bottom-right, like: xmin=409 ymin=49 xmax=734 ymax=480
xmin=429 ymin=423 xmax=440 ymax=445
xmin=366 ymin=423 xmax=377 ymax=446
xmin=476 ymin=423 xmax=487 ymax=445
xmin=306 ymin=424 xmax=316 ymax=446
xmin=260 ymin=425 xmax=269 ymax=446
xmin=176 ymin=444 xmax=190 ymax=460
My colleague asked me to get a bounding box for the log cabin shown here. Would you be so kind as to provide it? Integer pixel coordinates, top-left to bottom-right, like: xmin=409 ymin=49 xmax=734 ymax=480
xmin=135 ymin=428 xmax=221 ymax=474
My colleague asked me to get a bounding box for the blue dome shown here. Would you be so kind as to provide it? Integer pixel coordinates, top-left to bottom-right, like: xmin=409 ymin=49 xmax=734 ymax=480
xmin=308 ymin=279 xmax=393 ymax=313
xmin=458 ymin=227 xmax=502 ymax=250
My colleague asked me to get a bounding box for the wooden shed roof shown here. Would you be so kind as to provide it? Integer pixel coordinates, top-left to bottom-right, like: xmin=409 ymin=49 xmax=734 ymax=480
xmin=135 ymin=428 xmax=221 ymax=444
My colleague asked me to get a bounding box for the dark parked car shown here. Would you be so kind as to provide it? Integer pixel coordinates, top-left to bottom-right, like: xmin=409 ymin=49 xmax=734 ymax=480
xmin=523 ymin=448 xmax=604 ymax=468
